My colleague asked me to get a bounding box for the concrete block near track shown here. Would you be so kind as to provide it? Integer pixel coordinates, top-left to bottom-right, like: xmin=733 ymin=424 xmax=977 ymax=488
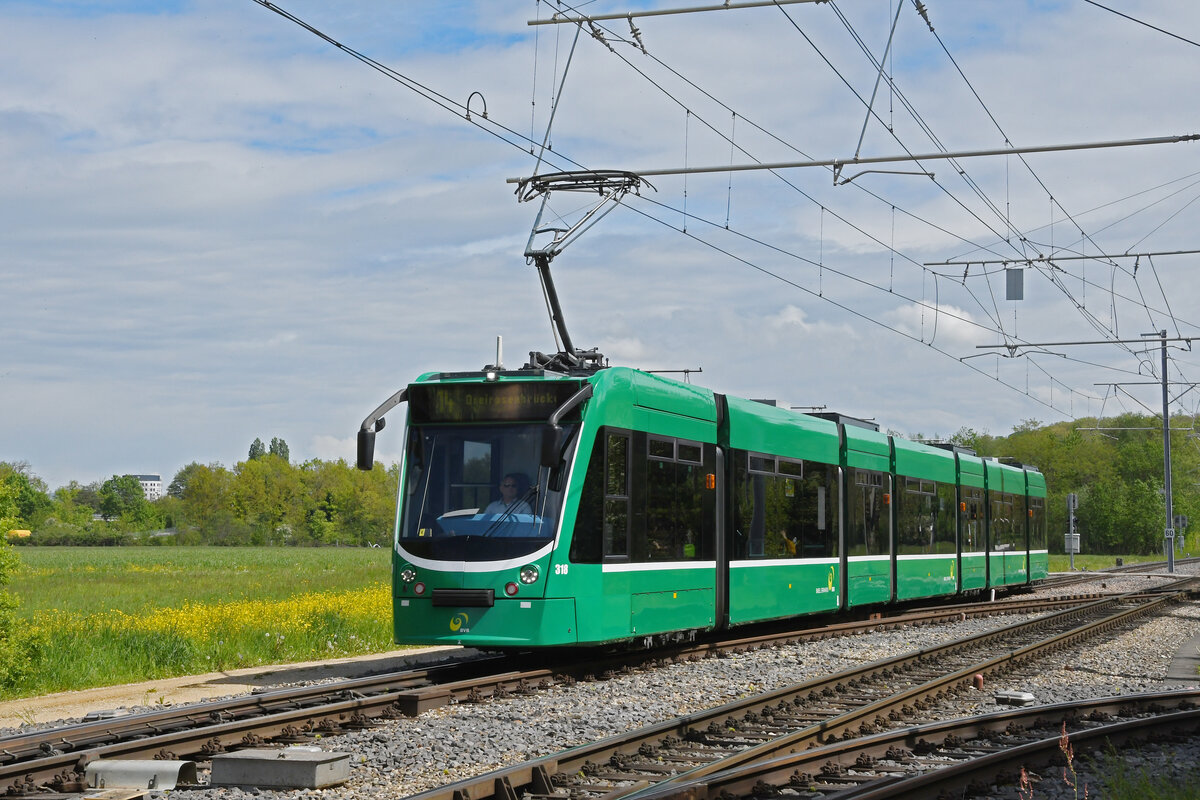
xmin=210 ymin=746 xmax=351 ymax=789
xmin=85 ymin=759 xmax=197 ymax=790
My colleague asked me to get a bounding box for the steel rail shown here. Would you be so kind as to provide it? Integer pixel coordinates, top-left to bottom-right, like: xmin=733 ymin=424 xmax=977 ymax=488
xmin=0 ymin=592 xmax=1099 ymax=792
xmin=0 ymin=589 xmax=1097 ymax=766
xmin=615 ymin=592 xmax=1183 ymax=800
xmin=403 ymin=591 xmax=1177 ymax=800
xmin=630 ymin=689 xmax=1200 ymax=800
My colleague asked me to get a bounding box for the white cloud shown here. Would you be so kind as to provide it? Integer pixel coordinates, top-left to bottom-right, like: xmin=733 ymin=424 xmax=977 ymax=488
xmin=3 ymin=1 xmax=1199 ymax=489
xmin=882 ymin=302 xmax=988 ymax=351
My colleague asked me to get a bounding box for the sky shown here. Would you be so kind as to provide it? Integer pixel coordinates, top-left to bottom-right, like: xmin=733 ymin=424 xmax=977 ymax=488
xmin=2 ymin=0 xmax=1199 ymax=491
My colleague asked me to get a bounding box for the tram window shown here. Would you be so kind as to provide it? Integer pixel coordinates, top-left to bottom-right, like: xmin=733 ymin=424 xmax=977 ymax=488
xmin=607 ymin=435 xmax=628 ymax=496
xmin=604 ymin=499 xmax=629 ymax=557
xmin=452 ymin=440 xmax=492 ymax=511
xmin=905 ymin=477 xmax=936 ymax=495
xmin=1029 ymin=496 xmax=1046 ymax=550
xmin=748 ymin=454 xmax=774 ymax=474
xmin=642 ymin=435 xmax=707 ymax=561
xmin=989 ymin=491 xmax=1016 ymax=552
xmin=896 ymin=475 xmax=956 ymax=555
xmin=648 ymin=437 xmax=674 ymax=461
xmin=777 ymin=459 xmax=803 ymax=478
xmin=572 ymin=429 xmax=631 ymax=563
xmin=1012 ymin=493 xmax=1027 ymax=544
xmin=848 ymin=469 xmax=889 ymax=556
xmin=605 ymin=433 xmax=631 ymax=558
xmin=733 ymin=451 xmax=838 ymax=560
xmin=855 ymin=470 xmax=883 ymax=487
xmin=960 ymin=487 xmax=984 ymax=552
xmin=677 ymin=442 xmax=702 ymax=465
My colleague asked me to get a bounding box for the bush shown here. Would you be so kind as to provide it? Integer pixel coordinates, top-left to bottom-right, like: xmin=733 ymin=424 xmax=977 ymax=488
xmin=0 ymin=542 xmax=28 ymax=687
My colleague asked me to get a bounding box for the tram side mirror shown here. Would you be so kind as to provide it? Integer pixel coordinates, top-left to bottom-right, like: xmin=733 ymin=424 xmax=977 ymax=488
xmin=357 ymin=427 xmax=377 ymax=471
xmin=541 ymin=424 xmax=564 ymax=469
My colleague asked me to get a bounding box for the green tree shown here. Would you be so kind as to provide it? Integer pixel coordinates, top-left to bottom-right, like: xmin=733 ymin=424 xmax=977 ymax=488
xmin=68 ymin=481 xmax=103 ymax=516
xmin=99 ymin=475 xmax=155 ymax=531
xmin=175 ymin=463 xmax=233 ymax=538
xmin=231 ymin=455 xmax=303 ymax=544
xmin=168 ymin=463 xmax=206 ymax=499
xmin=0 ymin=463 xmax=53 ymax=532
xmin=248 ymin=438 xmax=266 ymax=461
xmin=299 ymin=459 xmax=397 ymax=546
xmin=269 ymin=437 xmax=290 ymax=463
xmin=0 ymin=479 xmax=18 ymax=535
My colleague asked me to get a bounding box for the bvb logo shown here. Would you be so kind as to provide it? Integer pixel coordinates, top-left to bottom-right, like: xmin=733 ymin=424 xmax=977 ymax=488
xmin=827 ymin=566 xmax=835 ymax=591
xmin=450 ymin=612 xmax=470 ymax=632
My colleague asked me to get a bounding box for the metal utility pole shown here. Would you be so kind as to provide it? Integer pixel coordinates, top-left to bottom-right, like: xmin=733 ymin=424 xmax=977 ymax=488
xmin=979 ymin=334 xmax=1195 ymax=573
xmin=1152 ymin=330 xmax=1176 ymax=572
xmin=1066 ymin=493 xmax=1079 ymax=571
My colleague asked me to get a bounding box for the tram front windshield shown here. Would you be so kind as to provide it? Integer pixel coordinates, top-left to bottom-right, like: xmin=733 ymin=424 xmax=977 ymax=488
xmin=398 ymin=423 xmax=574 ymax=562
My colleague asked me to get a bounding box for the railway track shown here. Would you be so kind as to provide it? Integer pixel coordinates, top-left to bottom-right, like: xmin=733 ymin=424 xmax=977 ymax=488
xmin=628 ymin=689 xmax=1200 ymax=799
xmin=1037 ymin=555 xmax=1200 ymax=591
xmin=0 ymin=591 xmax=1119 ymax=795
xmin=405 ymin=586 xmax=1194 ymax=800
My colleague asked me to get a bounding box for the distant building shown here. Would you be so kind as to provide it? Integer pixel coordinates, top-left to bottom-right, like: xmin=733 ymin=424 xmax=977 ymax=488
xmin=128 ymin=474 xmax=163 ymax=501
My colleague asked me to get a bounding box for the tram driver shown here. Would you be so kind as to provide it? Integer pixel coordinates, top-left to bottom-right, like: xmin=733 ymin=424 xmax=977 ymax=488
xmin=483 ymin=472 xmax=534 ymax=516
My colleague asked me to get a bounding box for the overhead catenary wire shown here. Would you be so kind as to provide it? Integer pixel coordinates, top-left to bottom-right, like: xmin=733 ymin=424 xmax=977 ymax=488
xmin=542 ymin=0 xmax=1095 ymax=313
xmin=540 ymin=1 xmax=1185 ymax=407
xmin=541 ymin=0 xmax=1065 ymax=277
xmin=526 ymin=0 xmax=1186 ymax=349
xmin=906 ymin=0 xmax=1199 ymax=387
xmin=628 ymin=189 xmax=1144 ymax=395
xmin=509 ymin=133 xmax=1200 ymax=183
xmin=1081 ymin=0 xmax=1200 ymax=49
xmin=552 ymin=0 xmax=1197 ymax=368
xmin=249 ymin=1 xmax=590 ymax=176
xmin=252 ymin=0 xmax=1191 ymax=424
xmin=252 ymin=0 xmax=1015 ymax=353
xmin=620 ymin=196 xmax=1091 ymax=415
xmin=528 ymin=0 xmax=829 ymax=25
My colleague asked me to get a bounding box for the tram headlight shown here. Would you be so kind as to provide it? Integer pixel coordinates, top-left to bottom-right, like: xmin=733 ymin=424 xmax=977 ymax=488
xmin=504 ymin=582 xmax=520 ymax=596
xmin=519 ymin=565 xmax=539 ymax=585
xmin=413 ymin=582 xmax=426 ymax=596
xmin=399 ymin=568 xmax=417 ymax=583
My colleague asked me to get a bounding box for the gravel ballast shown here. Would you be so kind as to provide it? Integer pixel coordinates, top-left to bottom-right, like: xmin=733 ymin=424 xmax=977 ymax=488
xmin=159 ymin=565 xmax=1200 ymax=800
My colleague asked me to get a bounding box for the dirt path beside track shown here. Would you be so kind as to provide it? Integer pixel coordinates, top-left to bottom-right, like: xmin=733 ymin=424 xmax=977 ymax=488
xmin=0 ymin=646 xmax=461 ymax=728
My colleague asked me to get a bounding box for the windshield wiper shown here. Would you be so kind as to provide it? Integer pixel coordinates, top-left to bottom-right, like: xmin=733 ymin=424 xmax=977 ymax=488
xmin=480 ymin=486 xmax=539 ymax=537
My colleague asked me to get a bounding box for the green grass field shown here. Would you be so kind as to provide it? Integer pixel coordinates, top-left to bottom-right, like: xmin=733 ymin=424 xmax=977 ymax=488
xmin=3 ymin=547 xmax=395 ymax=700
xmin=1047 ymin=554 xmax=1160 ymax=572
xmin=11 ymin=546 xmax=389 ymax=617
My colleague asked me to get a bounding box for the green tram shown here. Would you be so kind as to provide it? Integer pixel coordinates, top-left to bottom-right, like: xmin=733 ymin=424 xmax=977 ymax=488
xmin=357 ymin=365 xmax=1048 ymax=648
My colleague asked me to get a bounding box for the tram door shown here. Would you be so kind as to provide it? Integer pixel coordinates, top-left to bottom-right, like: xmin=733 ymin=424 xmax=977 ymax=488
xmin=576 ymin=427 xmax=719 ymax=641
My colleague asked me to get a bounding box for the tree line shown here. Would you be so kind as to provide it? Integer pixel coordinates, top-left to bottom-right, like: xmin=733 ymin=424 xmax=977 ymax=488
xmin=1 ymin=413 xmax=1197 ymax=554
xmin=932 ymin=412 xmax=1196 ymax=556
xmin=1 ymin=438 xmax=398 ymax=547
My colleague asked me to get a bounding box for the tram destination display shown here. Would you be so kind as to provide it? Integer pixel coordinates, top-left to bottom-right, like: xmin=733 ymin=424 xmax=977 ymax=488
xmin=409 ymin=380 xmax=584 ymax=423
